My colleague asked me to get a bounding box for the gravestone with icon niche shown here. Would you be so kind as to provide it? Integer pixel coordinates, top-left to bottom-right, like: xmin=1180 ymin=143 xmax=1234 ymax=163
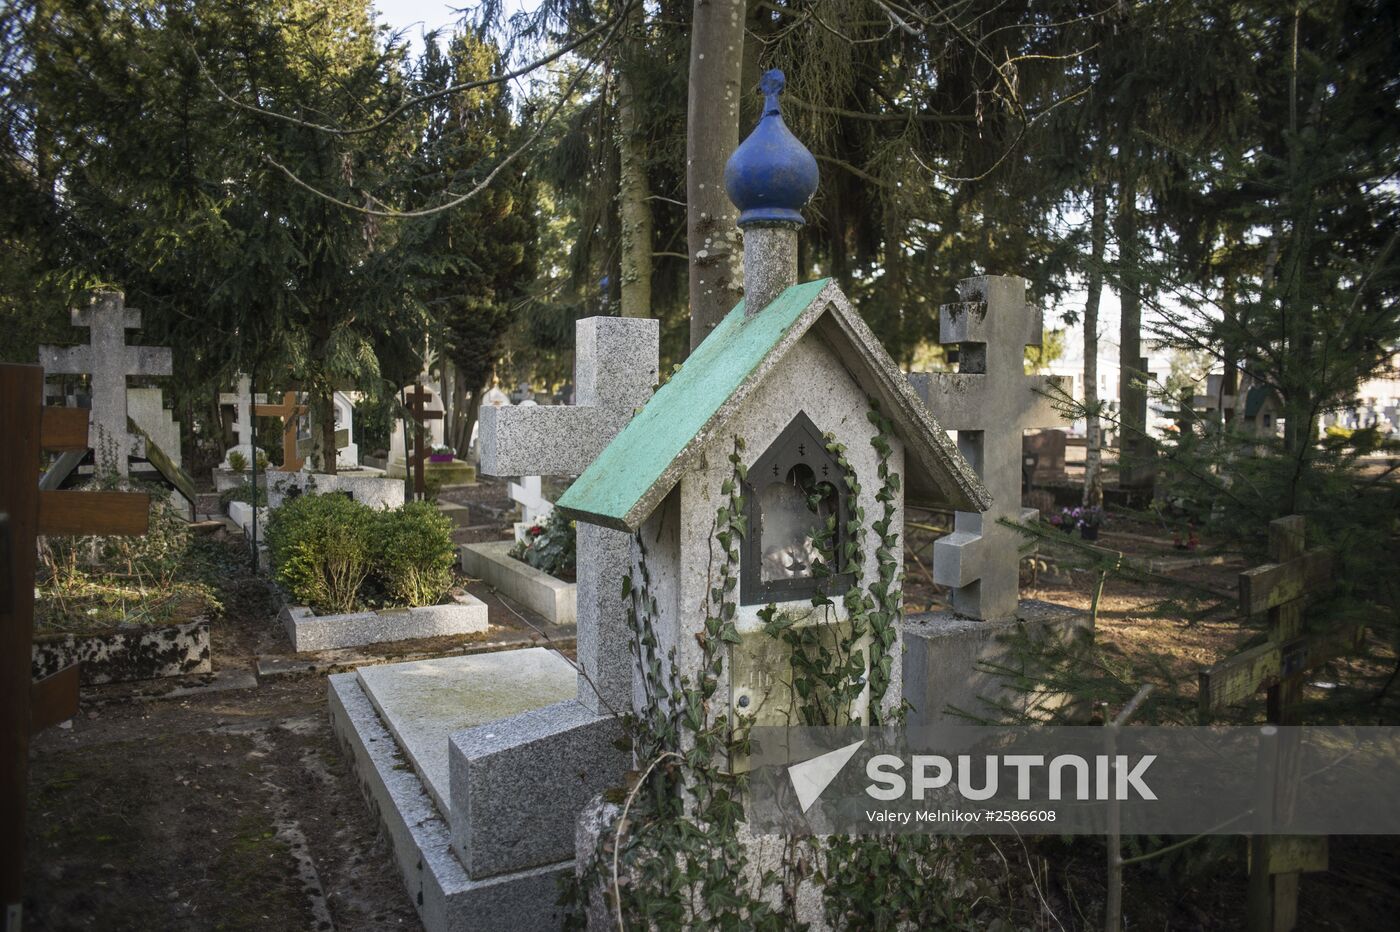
xmin=556 ymin=70 xmax=989 ymax=733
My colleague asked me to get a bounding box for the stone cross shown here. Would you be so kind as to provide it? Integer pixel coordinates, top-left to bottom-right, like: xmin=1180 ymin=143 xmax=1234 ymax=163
xmin=38 ymin=292 xmax=172 ymax=476
xmin=219 ymin=373 xmax=267 ymax=468
xmin=405 ymin=382 xmax=443 ymax=500
xmin=480 ymin=317 xmax=659 ymax=715
xmin=510 ymin=474 xmax=553 ymax=541
xmin=253 ymin=391 xmax=308 ymax=473
xmin=909 ymin=275 xmax=1066 ymax=621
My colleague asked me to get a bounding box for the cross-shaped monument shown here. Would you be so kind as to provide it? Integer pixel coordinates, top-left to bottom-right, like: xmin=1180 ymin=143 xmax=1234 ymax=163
xmin=510 ymin=474 xmax=553 ymax=541
xmin=219 ymin=373 xmax=267 ymax=468
xmin=253 ymin=391 xmax=308 ymax=473
xmin=909 ymin=275 xmax=1067 ymax=621
xmin=480 ymin=316 xmax=659 ymax=714
xmin=405 ymin=381 xmax=443 ymax=500
xmin=37 ymin=291 xmax=172 ymax=476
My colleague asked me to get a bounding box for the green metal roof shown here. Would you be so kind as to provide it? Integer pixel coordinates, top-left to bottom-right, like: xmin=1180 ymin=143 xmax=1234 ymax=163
xmin=557 ymin=279 xmax=830 ymax=526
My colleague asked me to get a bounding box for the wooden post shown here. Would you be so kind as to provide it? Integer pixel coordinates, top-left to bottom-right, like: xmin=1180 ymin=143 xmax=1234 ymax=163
xmin=1197 ymin=515 xmax=1358 ymax=932
xmin=404 ymin=383 xmax=443 ymax=501
xmin=1 ymin=363 xmax=150 ymax=932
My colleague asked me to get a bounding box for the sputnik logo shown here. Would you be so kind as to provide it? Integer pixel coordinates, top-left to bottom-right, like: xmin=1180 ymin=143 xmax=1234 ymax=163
xmin=788 ymin=739 xmax=865 ymax=813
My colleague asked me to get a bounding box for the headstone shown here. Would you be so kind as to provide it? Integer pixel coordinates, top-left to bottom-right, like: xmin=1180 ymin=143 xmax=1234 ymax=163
xmin=127 ymin=388 xmax=182 ymax=469
xmin=37 ymin=291 xmax=172 ymax=476
xmin=219 ymin=373 xmax=266 ymax=468
xmin=332 ymin=391 xmax=359 ymax=467
xmin=480 ymin=317 xmax=660 ymax=714
xmin=910 ymin=276 xmax=1067 ymax=621
xmin=1022 ymin=428 xmax=1067 ymax=485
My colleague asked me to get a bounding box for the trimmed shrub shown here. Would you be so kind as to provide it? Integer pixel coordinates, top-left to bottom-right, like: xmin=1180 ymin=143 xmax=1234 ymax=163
xmin=264 ymin=493 xmax=374 ymax=613
xmin=372 ymin=501 xmax=456 ymax=607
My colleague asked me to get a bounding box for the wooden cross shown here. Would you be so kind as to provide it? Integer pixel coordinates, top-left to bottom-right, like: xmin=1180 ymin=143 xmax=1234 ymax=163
xmin=252 ymin=391 xmax=308 ymax=473
xmin=2 ymin=363 xmax=150 ymax=930
xmin=404 ymin=382 xmax=443 ymax=500
xmin=1198 ymin=515 xmax=1364 ymax=932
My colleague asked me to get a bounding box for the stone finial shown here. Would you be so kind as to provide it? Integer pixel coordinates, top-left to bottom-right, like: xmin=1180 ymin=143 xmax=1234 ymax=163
xmin=724 ymin=70 xmax=818 ymax=317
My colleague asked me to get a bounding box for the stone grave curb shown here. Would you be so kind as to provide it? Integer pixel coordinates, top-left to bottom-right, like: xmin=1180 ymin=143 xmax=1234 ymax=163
xmin=280 ymin=593 xmax=489 ymax=653
xmin=459 ymin=541 xmax=576 ymax=626
xmin=32 ymin=617 xmax=211 ymax=685
xmin=327 ymin=673 xmax=572 ymax=932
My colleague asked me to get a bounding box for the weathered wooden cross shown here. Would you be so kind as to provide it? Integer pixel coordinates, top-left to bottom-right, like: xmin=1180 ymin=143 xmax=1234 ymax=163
xmin=480 ymin=317 xmax=659 ymax=714
xmin=909 ymin=275 xmax=1066 ymax=621
xmin=37 ymin=291 xmax=172 ymax=477
xmin=404 ymin=381 xmax=443 ymax=500
xmin=252 ymin=391 xmax=308 ymax=473
xmin=2 ymin=363 xmax=150 ymax=931
xmin=1198 ymin=514 xmax=1364 ymax=932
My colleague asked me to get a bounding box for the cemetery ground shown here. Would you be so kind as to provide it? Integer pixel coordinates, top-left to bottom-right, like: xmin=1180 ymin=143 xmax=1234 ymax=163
xmin=20 ymin=482 xmax=1400 ymax=930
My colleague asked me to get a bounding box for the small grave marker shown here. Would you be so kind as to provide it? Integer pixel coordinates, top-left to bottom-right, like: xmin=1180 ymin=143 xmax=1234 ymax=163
xmin=404 ymin=381 xmax=443 ymax=500
xmin=1199 ymin=515 xmax=1364 ymax=932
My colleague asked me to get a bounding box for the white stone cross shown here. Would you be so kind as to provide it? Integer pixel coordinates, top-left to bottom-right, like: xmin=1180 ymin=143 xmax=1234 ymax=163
xmin=39 ymin=291 xmax=172 ymax=477
xmin=909 ymin=276 xmax=1066 ymax=621
xmin=510 ymin=474 xmax=553 ymax=542
xmin=219 ymin=373 xmax=267 ymax=468
xmin=480 ymin=317 xmax=659 ymax=715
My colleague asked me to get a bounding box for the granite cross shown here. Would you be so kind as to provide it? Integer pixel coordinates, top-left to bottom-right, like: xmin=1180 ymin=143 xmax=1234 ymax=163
xmin=253 ymin=391 xmax=308 ymax=473
xmin=909 ymin=275 xmax=1066 ymax=621
xmin=38 ymin=292 xmax=172 ymax=477
xmin=219 ymin=373 xmax=267 ymax=467
xmin=480 ymin=316 xmax=659 ymax=715
xmin=405 ymin=381 xmax=443 ymax=500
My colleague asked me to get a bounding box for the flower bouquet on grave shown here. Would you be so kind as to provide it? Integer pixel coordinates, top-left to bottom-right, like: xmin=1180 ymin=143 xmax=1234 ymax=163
xmin=1172 ymin=522 xmax=1200 ymax=551
xmin=429 ymin=444 xmax=455 ymax=463
xmin=1077 ymin=506 xmax=1104 ymax=541
xmin=1055 ymin=507 xmax=1079 ymax=533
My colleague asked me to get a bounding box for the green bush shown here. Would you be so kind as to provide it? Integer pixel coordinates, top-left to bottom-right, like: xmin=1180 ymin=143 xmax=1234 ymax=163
xmin=372 ymin=501 xmax=456 ymax=607
xmin=264 ymin=493 xmax=374 ymax=613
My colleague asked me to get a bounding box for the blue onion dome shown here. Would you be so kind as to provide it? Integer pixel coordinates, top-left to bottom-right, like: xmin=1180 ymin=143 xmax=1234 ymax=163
xmin=724 ymin=70 xmax=819 ymax=228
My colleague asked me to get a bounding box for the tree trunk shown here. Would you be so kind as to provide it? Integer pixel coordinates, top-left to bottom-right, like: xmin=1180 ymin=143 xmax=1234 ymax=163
xmin=686 ymin=0 xmax=746 ymax=352
xmin=1115 ymin=175 xmax=1148 ymax=489
xmin=617 ymin=3 xmax=653 ymax=319
xmin=311 ymin=387 xmax=337 ymax=475
xmin=1083 ymin=181 xmax=1108 ymax=508
xmin=460 ymin=384 xmax=485 ymax=466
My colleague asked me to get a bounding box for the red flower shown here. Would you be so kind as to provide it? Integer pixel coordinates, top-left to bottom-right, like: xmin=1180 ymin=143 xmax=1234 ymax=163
xmin=529 ymin=525 xmax=544 ymax=537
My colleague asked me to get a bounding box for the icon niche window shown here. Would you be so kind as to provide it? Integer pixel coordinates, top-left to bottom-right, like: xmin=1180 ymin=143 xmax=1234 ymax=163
xmin=742 ymin=412 xmax=853 ymax=605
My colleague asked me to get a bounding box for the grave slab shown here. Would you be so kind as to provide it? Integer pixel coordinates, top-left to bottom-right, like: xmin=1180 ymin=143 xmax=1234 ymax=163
xmin=328 ymin=672 xmax=571 ymax=932
xmin=355 ymin=649 xmax=577 ymax=816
